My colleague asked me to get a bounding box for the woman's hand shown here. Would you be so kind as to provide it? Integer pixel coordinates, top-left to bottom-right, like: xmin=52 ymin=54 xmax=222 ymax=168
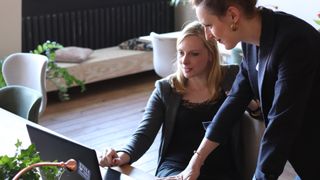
xmin=156 ymin=153 xmax=202 ymax=180
xmin=247 ymin=99 xmax=260 ymax=111
xmin=178 ymin=153 xmax=202 ymax=180
xmin=98 ymin=148 xmax=130 ymax=167
xmin=160 ymin=138 xmax=219 ymax=180
xmin=247 ymin=99 xmax=261 ymax=118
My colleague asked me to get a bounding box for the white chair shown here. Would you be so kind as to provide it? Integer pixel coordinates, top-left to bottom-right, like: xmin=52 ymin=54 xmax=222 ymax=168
xmin=0 ymin=85 xmax=42 ymax=123
xmin=150 ymin=32 xmax=177 ymax=77
xmin=2 ymin=53 xmax=48 ymax=116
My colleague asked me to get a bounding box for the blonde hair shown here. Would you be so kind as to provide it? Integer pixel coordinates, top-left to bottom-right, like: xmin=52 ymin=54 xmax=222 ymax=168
xmin=169 ymin=21 xmax=222 ymax=101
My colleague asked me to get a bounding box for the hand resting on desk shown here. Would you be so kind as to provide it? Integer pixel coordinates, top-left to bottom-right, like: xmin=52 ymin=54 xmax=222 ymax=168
xmin=99 ymin=148 xmax=157 ymax=179
xmin=99 ymin=148 xmax=131 ymax=167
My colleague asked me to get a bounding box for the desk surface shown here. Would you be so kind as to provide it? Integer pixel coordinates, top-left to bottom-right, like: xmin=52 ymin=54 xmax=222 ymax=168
xmin=0 ymin=108 xmax=34 ymax=156
xmin=0 ymin=108 xmax=156 ymax=180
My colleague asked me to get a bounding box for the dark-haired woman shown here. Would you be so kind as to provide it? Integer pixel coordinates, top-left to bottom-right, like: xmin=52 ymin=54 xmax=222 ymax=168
xmin=176 ymin=0 xmax=320 ymax=179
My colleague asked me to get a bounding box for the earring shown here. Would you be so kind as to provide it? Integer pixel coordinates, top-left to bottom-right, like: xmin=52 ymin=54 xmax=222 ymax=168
xmin=230 ymin=22 xmax=238 ymax=31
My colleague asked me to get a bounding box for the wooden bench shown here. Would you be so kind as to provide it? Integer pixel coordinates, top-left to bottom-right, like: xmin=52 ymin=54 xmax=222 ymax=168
xmin=46 ymin=47 xmax=153 ymax=92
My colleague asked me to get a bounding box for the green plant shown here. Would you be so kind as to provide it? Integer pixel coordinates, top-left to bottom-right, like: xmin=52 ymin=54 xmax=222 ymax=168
xmin=0 ymin=60 xmax=5 ymax=88
xmin=315 ymin=12 xmax=320 ymax=25
xmin=0 ymin=140 xmax=62 ymax=180
xmin=0 ymin=41 xmax=86 ymax=101
xmin=31 ymin=41 xmax=86 ymax=101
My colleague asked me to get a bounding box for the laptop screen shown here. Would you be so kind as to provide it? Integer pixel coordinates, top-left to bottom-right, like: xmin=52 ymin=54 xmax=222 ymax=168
xmin=26 ymin=124 xmax=102 ymax=180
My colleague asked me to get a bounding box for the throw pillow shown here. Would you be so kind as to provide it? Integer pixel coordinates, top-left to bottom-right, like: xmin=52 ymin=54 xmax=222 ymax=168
xmin=119 ymin=38 xmax=152 ymax=51
xmin=55 ymin=46 xmax=93 ymax=63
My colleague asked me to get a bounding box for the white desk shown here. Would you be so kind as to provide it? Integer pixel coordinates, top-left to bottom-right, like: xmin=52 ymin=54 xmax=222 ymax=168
xmin=0 ymin=108 xmax=156 ymax=180
xmin=0 ymin=108 xmax=82 ymax=157
xmin=0 ymin=108 xmax=35 ymax=156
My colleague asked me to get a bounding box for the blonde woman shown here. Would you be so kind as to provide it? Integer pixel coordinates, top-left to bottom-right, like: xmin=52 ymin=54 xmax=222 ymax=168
xmin=99 ymin=21 xmax=240 ymax=179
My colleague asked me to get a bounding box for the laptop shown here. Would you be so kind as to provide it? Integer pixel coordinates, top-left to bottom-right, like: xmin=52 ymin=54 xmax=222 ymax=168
xmin=26 ymin=124 xmax=132 ymax=180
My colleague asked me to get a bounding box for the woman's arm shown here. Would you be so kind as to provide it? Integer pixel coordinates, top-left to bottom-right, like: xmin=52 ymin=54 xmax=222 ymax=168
xmin=102 ymin=80 xmax=168 ymax=167
xmin=181 ymin=138 xmax=220 ymax=180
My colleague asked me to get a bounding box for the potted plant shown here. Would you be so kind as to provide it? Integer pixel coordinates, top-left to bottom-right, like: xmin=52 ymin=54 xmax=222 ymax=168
xmin=31 ymin=41 xmax=86 ymax=101
xmin=0 ymin=60 xmax=5 ymax=88
xmin=0 ymin=41 xmax=86 ymax=101
xmin=0 ymin=140 xmax=62 ymax=180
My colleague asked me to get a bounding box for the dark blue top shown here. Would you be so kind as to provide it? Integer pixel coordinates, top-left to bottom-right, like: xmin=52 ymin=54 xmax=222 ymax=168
xmin=205 ymin=7 xmax=320 ymax=179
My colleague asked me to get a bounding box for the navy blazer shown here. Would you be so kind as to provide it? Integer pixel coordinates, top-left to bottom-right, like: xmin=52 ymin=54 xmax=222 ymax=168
xmin=206 ymin=7 xmax=320 ymax=179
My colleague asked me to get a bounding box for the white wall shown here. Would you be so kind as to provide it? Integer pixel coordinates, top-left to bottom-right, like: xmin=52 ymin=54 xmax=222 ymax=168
xmin=0 ymin=0 xmax=21 ymax=59
xmin=0 ymin=1 xmax=317 ymax=59
xmin=257 ymin=0 xmax=319 ymax=29
xmin=174 ymin=3 xmax=197 ymax=31
xmin=175 ymin=1 xmax=319 ymax=31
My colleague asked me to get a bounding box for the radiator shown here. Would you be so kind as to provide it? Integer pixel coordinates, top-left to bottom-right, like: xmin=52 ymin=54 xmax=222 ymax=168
xmin=22 ymin=0 xmax=173 ymax=52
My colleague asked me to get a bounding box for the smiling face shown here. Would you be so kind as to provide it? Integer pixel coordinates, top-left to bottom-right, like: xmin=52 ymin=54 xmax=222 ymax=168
xmin=177 ymin=35 xmax=211 ymax=79
xmin=195 ymin=5 xmax=239 ymax=49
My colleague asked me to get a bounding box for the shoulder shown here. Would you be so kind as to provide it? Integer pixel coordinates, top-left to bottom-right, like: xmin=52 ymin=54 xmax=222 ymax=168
xmin=155 ymin=77 xmax=171 ymax=89
xmin=258 ymin=7 xmax=320 ymax=60
xmin=153 ymin=76 xmax=181 ymax=104
xmin=155 ymin=77 xmax=174 ymax=96
xmin=262 ymin=7 xmax=319 ymax=42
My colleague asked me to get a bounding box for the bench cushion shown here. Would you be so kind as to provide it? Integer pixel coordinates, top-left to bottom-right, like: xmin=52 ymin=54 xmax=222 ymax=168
xmin=55 ymin=46 xmax=93 ymax=63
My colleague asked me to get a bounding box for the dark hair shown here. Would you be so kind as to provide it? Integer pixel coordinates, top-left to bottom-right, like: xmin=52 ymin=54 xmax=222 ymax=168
xmin=190 ymin=0 xmax=257 ymax=17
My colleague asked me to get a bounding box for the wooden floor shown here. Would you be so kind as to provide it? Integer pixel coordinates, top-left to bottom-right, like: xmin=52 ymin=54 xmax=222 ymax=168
xmin=39 ymin=71 xmax=297 ymax=179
